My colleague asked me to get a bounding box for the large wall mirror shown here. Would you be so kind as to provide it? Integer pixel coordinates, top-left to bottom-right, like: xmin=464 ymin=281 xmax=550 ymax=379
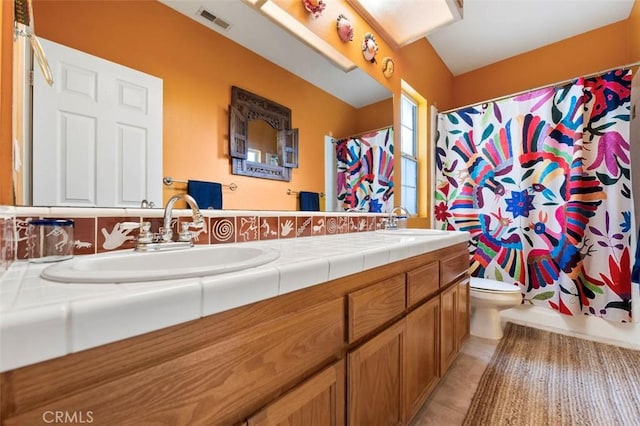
xmin=10 ymin=0 xmax=392 ymax=210
xmin=229 ymin=86 xmax=298 ymax=182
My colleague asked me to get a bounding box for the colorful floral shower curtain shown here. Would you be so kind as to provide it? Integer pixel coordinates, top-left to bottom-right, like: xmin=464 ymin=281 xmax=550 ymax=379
xmin=336 ymin=127 xmax=394 ymax=212
xmin=435 ymin=69 xmax=633 ymax=322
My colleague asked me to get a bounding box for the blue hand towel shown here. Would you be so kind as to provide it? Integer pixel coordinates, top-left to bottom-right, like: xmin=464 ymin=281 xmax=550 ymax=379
xmin=187 ymin=180 xmax=223 ymax=209
xmin=299 ymin=191 xmax=320 ymax=211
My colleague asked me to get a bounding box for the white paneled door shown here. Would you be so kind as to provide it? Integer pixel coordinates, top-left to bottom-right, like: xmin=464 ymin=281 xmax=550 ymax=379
xmin=33 ymin=38 xmax=163 ymax=207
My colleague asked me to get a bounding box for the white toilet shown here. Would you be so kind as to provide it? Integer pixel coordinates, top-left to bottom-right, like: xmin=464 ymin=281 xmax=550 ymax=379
xmin=470 ymin=277 xmax=522 ymax=339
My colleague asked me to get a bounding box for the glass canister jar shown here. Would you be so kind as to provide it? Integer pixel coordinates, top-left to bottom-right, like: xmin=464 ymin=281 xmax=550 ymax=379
xmin=27 ymin=219 xmax=75 ymax=263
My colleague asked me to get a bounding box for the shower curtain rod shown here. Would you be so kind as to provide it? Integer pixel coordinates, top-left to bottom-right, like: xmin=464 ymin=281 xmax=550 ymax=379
xmin=332 ymin=124 xmax=393 ymax=142
xmin=440 ymin=61 xmax=640 ymax=114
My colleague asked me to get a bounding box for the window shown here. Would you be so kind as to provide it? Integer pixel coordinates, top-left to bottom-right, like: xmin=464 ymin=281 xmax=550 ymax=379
xmin=400 ymin=94 xmax=418 ymax=215
xmin=247 ymin=148 xmax=261 ymax=163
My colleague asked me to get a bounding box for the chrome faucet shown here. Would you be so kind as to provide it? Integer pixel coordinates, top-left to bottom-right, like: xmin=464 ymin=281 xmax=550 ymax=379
xmin=135 ymin=193 xmax=205 ymax=252
xmin=384 ymin=206 xmax=410 ymax=230
xmin=161 ymin=193 xmax=205 ymax=242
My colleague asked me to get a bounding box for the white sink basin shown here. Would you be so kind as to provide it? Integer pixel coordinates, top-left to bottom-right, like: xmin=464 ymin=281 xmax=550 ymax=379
xmin=376 ymin=229 xmax=451 ymax=237
xmin=41 ymin=245 xmax=280 ymax=283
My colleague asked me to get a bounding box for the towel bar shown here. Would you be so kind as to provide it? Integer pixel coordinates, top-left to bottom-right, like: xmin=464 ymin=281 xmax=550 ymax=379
xmin=163 ymin=176 xmax=237 ymax=191
xmin=287 ymin=189 xmax=325 ymax=198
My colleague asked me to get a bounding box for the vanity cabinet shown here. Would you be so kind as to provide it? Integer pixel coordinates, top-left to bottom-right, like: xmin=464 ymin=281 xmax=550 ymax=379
xmin=404 ymin=261 xmax=440 ymax=422
xmin=247 ymin=360 xmax=345 ymax=426
xmin=348 ymin=320 xmax=405 ymax=426
xmin=457 ymin=278 xmax=471 ymax=348
xmin=347 ymin=274 xmax=406 ymax=343
xmin=0 ymin=242 xmax=469 ymax=426
xmin=440 ymin=277 xmax=470 ymax=375
xmin=1 ymin=298 xmax=345 ymax=426
xmin=404 ymin=296 xmax=440 ymax=422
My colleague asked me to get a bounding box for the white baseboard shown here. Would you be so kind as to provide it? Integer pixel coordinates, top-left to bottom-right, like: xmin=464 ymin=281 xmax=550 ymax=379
xmin=500 ymin=303 xmax=640 ymax=350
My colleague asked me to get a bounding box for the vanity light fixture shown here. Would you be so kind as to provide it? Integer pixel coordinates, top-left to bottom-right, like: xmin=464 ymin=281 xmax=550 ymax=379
xmin=245 ymin=0 xmax=357 ymax=72
xmin=347 ymin=0 xmax=463 ymax=49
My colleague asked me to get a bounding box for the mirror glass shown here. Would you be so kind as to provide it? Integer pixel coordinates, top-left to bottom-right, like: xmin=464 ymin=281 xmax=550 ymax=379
xmin=248 ymin=120 xmax=278 ymax=165
xmin=12 ymin=0 xmax=392 ymax=210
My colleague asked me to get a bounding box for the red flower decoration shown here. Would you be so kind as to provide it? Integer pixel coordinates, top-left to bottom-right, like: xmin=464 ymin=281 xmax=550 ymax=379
xmin=434 ymin=202 xmax=451 ymax=222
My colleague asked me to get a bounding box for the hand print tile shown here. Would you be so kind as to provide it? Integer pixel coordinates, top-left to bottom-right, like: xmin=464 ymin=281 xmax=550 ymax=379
xmin=236 ymin=216 xmax=259 ymax=242
xmin=210 ymin=217 xmax=236 ymax=244
xmin=97 ymin=217 xmax=139 ymax=253
xmin=349 ymin=216 xmax=367 ymax=232
xmin=259 ymin=217 xmax=279 ymax=240
xmin=311 ymin=217 xmax=326 ymax=236
xmin=296 ymin=217 xmax=313 ymax=237
xmin=279 ymin=217 xmax=296 ymax=239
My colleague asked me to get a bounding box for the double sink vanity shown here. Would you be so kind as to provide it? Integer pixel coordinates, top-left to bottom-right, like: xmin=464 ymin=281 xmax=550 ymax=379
xmin=0 ymin=217 xmax=470 ymax=425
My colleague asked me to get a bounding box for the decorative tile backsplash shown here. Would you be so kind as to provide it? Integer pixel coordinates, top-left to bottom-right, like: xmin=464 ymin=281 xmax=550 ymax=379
xmin=0 ymin=207 xmax=387 ymax=268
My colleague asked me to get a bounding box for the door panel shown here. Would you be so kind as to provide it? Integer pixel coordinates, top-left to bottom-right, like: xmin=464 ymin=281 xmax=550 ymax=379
xmin=33 ymin=38 xmax=162 ymax=207
xmin=405 ymin=297 xmax=440 ymax=422
xmin=247 ymin=360 xmax=345 ymax=426
xmin=348 ymin=320 xmax=404 ymax=426
xmin=440 ymin=284 xmax=457 ymax=374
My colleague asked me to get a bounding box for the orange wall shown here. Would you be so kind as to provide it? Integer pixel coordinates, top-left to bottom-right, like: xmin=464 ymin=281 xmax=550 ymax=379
xmin=273 ymin=0 xmax=454 ymax=211
xmin=631 ymin=0 xmax=640 ymax=61
xmin=273 ymin=0 xmax=396 ymax=91
xmin=352 ymin=98 xmax=393 ymax=136
xmin=0 ymin=1 xmax=13 ymax=205
xmin=397 ymin=38 xmax=455 ymax=111
xmin=6 ymin=1 xmax=637 ymax=209
xmin=32 ymin=0 xmax=363 ymax=210
xmin=272 ymin=0 xmax=455 ymax=110
xmin=452 ymin=19 xmax=632 ymax=109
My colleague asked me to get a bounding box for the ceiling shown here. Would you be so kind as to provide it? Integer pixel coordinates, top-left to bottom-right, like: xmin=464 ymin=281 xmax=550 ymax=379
xmin=428 ymin=0 xmax=635 ymax=76
xmin=160 ymin=0 xmax=635 ymax=107
xmin=160 ymin=0 xmax=391 ymax=108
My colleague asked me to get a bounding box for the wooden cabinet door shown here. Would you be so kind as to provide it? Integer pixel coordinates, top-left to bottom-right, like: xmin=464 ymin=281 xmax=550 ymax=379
xmin=404 ymin=296 xmax=440 ymax=423
xmin=4 ymin=299 xmax=345 ymax=426
xmin=247 ymin=360 xmax=345 ymax=426
xmin=439 ymin=283 xmax=458 ymax=375
xmin=456 ymin=278 xmax=470 ymax=349
xmin=348 ymin=320 xmax=405 ymax=426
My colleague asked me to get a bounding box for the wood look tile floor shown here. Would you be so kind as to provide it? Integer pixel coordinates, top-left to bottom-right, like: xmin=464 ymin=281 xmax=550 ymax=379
xmin=410 ymin=336 xmax=501 ymax=426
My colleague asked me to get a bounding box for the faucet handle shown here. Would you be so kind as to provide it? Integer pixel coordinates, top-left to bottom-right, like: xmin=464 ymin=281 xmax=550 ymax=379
xmin=138 ymin=221 xmax=154 ymax=244
xmin=159 ymin=226 xmax=173 ymax=243
xmin=178 ymin=222 xmax=195 ymax=242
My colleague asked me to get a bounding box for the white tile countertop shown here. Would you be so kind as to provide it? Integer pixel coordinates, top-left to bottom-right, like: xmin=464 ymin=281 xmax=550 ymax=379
xmin=0 ymin=230 xmax=469 ymax=372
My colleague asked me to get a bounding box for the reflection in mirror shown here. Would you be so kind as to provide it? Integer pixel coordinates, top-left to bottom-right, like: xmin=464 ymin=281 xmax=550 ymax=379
xmin=11 ymin=0 xmax=392 ymax=210
xmin=248 ymin=120 xmax=278 ymax=165
xmin=229 ymin=86 xmax=298 ymax=182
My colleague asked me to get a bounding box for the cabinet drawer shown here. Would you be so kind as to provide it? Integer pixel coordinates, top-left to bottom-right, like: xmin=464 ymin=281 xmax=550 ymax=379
xmin=440 ymin=251 xmax=469 ymax=286
xmin=348 ymin=274 xmax=406 ymax=343
xmin=407 ymin=261 xmax=439 ymax=307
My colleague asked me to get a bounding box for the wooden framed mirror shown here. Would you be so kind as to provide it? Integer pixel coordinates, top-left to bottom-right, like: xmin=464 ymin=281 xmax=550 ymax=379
xmin=229 ymin=86 xmax=299 ymax=181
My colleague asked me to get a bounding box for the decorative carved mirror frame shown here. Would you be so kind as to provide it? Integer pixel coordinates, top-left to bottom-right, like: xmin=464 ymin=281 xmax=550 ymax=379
xmin=229 ymin=86 xmax=299 ymax=182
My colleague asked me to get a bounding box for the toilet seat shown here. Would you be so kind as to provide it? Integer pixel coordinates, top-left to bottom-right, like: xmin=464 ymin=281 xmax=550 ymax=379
xmin=469 ymin=277 xmax=521 ymax=340
xmin=470 ymin=277 xmax=520 ymax=293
